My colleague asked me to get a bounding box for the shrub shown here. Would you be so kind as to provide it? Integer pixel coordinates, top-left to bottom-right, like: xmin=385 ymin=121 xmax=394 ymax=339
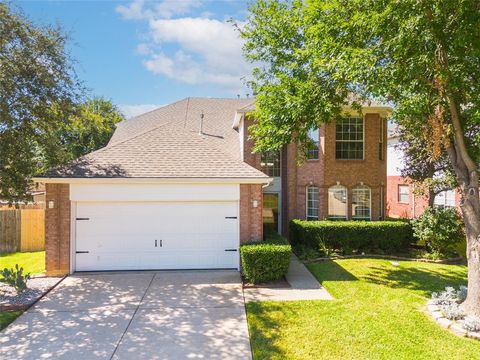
xmin=0 ymin=264 xmax=31 ymax=293
xmin=240 ymin=234 xmax=291 ymax=284
xmin=441 ymin=302 xmax=465 ymax=320
xmin=289 ymin=220 xmax=413 ymax=253
xmin=412 ymin=207 xmax=465 ymax=257
xmin=463 ymin=316 xmax=480 ymax=332
xmin=431 ymin=286 xmax=467 ymax=305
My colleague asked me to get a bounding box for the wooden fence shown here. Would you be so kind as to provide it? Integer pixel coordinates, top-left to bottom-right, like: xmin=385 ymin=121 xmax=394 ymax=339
xmin=0 ymin=209 xmax=45 ymax=253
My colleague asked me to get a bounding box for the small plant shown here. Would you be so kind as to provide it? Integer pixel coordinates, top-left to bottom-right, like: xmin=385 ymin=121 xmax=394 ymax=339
xmin=431 ymin=286 xmax=467 ymax=305
xmin=440 ymin=302 xmax=465 ymax=320
xmin=0 ymin=264 xmax=31 ymax=293
xmin=412 ymin=207 xmax=465 ymax=257
xmin=318 ymin=241 xmax=336 ymax=257
xmin=463 ymin=316 xmax=480 ymax=332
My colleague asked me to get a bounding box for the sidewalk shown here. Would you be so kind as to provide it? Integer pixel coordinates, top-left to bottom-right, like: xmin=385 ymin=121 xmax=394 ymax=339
xmin=243 ymin=254 xmax=333 ymax=302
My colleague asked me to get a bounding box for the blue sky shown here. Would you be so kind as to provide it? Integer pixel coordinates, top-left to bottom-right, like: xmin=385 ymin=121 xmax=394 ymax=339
xmin=17 ymin=0 xmax=252 ymax=117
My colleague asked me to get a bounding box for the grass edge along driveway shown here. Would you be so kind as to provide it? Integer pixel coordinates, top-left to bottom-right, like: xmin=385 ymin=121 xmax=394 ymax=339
xmin=246 ymin=258 xmax=480 ymax=360
xmin=0 ymin=251 xmax=45 ymax=330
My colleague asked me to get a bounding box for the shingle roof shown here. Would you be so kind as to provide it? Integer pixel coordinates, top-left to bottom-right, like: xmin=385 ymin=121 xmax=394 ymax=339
xmin=41 ymin=98 xmax=269 ymax=180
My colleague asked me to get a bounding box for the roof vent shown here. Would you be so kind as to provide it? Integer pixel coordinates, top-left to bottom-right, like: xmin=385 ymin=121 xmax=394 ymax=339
xmin=199 ymin=111 xmax=204 ymax=135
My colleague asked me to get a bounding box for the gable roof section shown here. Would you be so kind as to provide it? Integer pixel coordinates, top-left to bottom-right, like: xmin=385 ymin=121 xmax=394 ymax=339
xmin=40 ymin=121 xmax=268 ymax=180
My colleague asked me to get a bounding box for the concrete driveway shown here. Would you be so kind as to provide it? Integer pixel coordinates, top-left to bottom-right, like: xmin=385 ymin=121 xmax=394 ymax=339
xmin=0 ymin=271 xmax=252 ymax=360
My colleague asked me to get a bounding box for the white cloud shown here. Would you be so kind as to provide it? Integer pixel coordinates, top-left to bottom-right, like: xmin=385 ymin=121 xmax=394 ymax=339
xmin=116 ymin=0 xmax=201 ymax=20
xmin=119 ymin=104 xmax=163 ymax=119
xmin=145 ymin=17 xmax=251 ymax=87
xmin=117 ymin=1 xmax=252 ymax=89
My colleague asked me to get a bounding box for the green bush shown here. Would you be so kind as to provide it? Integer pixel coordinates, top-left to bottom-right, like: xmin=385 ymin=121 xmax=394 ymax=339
xmin=1 ymin=264 xmax=31 ymax=293
xmin=289 ymin=220 xmax=413 ymax=253
xmin=412 ymin=207 xmax=465 ymax=257
xmin=240 ymin=234 xmax=291 ymax=284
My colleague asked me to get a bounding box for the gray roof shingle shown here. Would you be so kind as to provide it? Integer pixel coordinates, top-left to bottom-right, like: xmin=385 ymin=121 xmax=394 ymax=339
xmin=41 ymin=98 xmax=268 ymax=180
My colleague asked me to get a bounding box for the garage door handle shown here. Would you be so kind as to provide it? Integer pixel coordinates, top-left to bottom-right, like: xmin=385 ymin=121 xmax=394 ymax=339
xmin=225 ymin=216 xmax=237 ymax=219
xmin=224 ymin=249 xmax=238 ymax=252
xmin=76 ymin=251 xmax=89 ymax=254
xmin=76 ymin=218 xmax=90 ymax=221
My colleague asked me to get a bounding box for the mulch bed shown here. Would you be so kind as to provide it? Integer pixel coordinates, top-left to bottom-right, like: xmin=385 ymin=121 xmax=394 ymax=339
xmin=0 ymin=277 xmax=63 ymax=311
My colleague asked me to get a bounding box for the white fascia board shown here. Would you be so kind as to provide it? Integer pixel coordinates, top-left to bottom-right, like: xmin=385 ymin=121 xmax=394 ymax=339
xmin=232 ymin=111 xmax=244 ymax=129
xmin=33 ymin=177 xmax=272 ymax=185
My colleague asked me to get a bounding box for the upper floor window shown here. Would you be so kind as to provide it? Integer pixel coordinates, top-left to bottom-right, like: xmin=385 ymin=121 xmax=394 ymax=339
xmin=328 ymin=185 xmax=347 ymax=220
xmin=434 ymin=190 xmax=455 ymax=209
xmin=398 ymin=185 xmax=409 ymax=204
xmin=379 ymin=118 xmax=385 ymax=160
xmin=352 ymin=185 xmax=371 ymax=220
xmin=306 ymin=185 xmax=319 ymax=220
xmin=336 ymin=117 xmax=364 ymax=160
xmin=307 ymin=127 xmax=319 ymax=160
xmin=261 ymin=151 xmax=280 ymax=177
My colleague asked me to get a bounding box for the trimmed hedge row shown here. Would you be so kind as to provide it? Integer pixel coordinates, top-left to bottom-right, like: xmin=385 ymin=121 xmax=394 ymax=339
xmin=290 ymin=220 xmax=413 ymax=253
xmin=240 ymin=234 xmax=291 ymax=284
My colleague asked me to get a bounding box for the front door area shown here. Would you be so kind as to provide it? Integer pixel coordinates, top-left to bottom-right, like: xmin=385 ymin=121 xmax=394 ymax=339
xmin=263 ymin=193 xmax=280 ymax=233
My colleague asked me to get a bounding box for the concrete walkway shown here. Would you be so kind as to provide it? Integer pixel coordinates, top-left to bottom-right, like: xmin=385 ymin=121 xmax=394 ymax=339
xmin=243 ymin=255 xmax=333 ymax=302
xmin=0 ymin=271 xmax=252 ymax=360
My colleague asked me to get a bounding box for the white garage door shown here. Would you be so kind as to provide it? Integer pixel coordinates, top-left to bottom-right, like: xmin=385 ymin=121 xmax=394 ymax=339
xmin=74 ymin=201 xmax=239 ymax=271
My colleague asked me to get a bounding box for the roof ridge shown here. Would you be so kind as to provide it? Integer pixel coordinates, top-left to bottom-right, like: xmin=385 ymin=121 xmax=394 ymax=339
xmin=119 ymin=97 xmax=189 ymax=124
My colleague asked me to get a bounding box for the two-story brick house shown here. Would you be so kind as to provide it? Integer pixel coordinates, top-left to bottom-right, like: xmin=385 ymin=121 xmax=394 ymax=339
xmin=235 ymin=101 xmax=390 ymax=236
xmin=36 ymin=97 xmax=390 ymax=274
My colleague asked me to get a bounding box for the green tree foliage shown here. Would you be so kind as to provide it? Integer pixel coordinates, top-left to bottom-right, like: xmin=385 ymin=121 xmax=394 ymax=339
xmin=242 ymin=0 xmax=480 ymax=315
xmin=413 ymin=207 xmax=465 ymax=257
xmin=0 ymin=3 xmax=80 ymax=202
xmin=58 ymin=97 xmax=124 ymax=161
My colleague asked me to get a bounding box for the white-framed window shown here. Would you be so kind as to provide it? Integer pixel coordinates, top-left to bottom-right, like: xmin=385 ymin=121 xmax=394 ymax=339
xmin=434 ymin=190 xmax=455 ymax=208
xmin=398 ymin=185 xmax=409 ymax=204
xmin=328 ymin=185 xmax=347 ymax=219
xmin=379 ymin=117 xmax=385 ymax=160
xmin=352 ymin=185 xmax=371 ymax=220
xmin=336 ymin=117 xmax=364 ymax=160
xmin=306 ymin=185 xmax=319 ymax=220
xmin=307 ymin=127 xmax=319 ymax=160
xmin=261 ymin=151 xmax=280 ymax=177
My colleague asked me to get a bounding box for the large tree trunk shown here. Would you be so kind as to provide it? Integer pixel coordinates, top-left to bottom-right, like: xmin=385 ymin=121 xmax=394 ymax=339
xmin=458 ymin=169 xmax=480 ymax=317
xmin=445 ymin=113 xmax=480 ymax=317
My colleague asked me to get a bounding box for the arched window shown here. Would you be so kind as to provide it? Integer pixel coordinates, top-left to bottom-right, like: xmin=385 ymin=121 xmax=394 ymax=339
xmin=352 ymin=185 xmax=371 ymax=220
xmin=306 ymin=185 xmax=319 ymax=220
xmin=328 ymin=185 xmax=347 ymax=220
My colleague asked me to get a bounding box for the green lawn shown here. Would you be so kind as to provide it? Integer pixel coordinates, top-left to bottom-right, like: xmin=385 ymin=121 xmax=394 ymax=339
xmin=247 ymin=259 xmax=480 ymax=360
xmin=0 ymin=251 xmax=45 ymax=331
xmin=0 ymin=251 xmax=45 ymax=275
xmin=0 ymin=311 xmax=22 ymax=331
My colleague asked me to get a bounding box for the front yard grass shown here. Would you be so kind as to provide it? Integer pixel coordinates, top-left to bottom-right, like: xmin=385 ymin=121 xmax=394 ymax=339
xmin=0 ymin=311 xmax=22 ymax=331
xmin=0 ymin=251 xmax=45 ymax=331
xmin=246 ymin=259 xmax=480 ymax=359
xmin=0 ymin=251 xmax=45 ymax=275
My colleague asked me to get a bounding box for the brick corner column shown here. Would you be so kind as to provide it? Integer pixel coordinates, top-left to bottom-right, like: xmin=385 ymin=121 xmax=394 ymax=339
xmin=240 ymin=184 xmax=263 ymax=243
xmin=45 ymin=183 xmax=71 ymax=276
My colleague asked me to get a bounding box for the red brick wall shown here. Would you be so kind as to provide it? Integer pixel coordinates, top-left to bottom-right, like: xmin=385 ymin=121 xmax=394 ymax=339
xmin=240 ymin=184 xmax=263 ymax=243
xmin=45 ymin=183 xmax=70 ymax=276
xmin=386 ymin=175 xmax=462 ymax=218
xmin=242 ymin=114 xmax=388 ymax=236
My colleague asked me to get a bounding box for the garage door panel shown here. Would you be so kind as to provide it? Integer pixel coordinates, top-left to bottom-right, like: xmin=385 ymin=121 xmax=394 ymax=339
xmin=75 ymin=201 xmax=239 ymax=271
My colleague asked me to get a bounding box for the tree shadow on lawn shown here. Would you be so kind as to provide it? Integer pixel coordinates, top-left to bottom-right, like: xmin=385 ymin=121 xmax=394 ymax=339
xmin=307 ymin=260 xmax=358 ymax=283
xmin=361 ymin=264 xmax=467 ymax=297
xmin=246 ymin=301 xmax=289 ymax=360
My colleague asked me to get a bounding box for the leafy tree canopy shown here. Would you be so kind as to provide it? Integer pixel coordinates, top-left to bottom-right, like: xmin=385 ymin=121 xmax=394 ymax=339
xmin=0 ymin=4 xmax=124 ymax=203
xmin=242 ymin=0 xmax=480 ymax=315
